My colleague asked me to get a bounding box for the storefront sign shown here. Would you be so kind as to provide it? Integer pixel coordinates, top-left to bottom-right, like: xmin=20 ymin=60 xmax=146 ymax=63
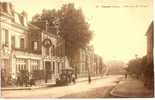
xmin=43 ymin=38 xmax=52 ymax=48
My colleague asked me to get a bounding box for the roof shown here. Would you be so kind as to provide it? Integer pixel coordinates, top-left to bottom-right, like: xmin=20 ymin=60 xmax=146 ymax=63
xmin=146 ymin=21 xmax=154 ymax=36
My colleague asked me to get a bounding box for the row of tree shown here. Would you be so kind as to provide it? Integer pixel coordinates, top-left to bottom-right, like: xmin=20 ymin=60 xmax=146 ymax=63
xmin=126 ymin=56 xmax=154 ymax=89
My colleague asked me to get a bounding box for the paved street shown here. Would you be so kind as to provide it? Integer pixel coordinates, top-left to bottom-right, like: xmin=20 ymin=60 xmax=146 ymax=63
xmin=1 ymin=75 xmax=123 ymax=98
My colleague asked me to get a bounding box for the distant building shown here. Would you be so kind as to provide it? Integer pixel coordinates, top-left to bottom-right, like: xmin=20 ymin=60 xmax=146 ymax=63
xmin=145 ymin=21 xmax=154 ymax=90
xmin=93 ymin=54 xmax=104 ymax=75
xmin=71 ymin=45 xmax=105 ymax=77
xmin=146 ymin=21 xmax=153 ymax=64
xmin=71 ymin=48 xmax=87 ymax=77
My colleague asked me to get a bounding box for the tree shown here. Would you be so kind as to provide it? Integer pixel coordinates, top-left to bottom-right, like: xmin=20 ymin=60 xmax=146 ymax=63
xmin=127 ymin=58 xmax=142 ymax=77
xmin=141 ymin=56 xmax=154 ymax=88
xmin=31 ymin=9 xmax=58 ymax=35
xmin=58 ymin=4 xmax=93 ymax=67
xmin=31 ymin=3 xmax=93 ymax=66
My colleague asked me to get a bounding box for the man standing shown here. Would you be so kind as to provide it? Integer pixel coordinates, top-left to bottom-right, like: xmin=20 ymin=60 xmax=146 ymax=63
xmin=88 ymin=75 xmax=91 ymax=84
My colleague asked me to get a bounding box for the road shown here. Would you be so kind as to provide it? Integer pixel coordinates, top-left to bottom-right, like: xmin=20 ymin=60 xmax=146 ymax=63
xmin=1 ymin=75 xmax=123 ymax=98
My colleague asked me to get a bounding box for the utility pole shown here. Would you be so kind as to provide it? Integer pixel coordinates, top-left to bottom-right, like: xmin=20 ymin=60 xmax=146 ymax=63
xmin=85 ymin=48 xmax=91 ymax=83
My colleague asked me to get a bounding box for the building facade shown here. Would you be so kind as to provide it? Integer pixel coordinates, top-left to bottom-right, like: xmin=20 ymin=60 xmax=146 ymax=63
xmin=72 ymin=45 xmax=105 ymax=77
xmin=0 ymin=2 xmax=65 ymax=85
xmin=146 ymin=21 xmax=153 ymax=64
xmin=0 ymin=2 xmax=32 ymax=80
xmin=0 ymin=2 xmax=106 ymax=86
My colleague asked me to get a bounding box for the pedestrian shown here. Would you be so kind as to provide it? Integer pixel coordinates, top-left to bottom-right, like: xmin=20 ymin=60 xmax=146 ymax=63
xmin=125 ymin=73 xmax=127 ymax=79
xmin=29 ymin=73 xmax=35 ymax=86
xmin=72 ymin=74 xmax=76 ymax=84
xmin=88 ymin=75 xmax=91 ymax=84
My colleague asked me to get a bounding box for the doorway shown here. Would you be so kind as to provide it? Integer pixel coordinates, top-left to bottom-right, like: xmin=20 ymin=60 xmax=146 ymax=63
xmin=45 ymin=61 xmax=51 ymax=83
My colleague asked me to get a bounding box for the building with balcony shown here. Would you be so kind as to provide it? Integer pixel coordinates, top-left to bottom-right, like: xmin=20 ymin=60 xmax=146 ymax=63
xmin=0 ymin=2 xmax=66 ymax=84
xmin=0 ymin=2 xmax=32 ymax=80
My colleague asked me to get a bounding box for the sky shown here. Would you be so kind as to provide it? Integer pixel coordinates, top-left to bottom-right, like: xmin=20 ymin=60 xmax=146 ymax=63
xmin=2 ymin=0 xmax=153 ymax=63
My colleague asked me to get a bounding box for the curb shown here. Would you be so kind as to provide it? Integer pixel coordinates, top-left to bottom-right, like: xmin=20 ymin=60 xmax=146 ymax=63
xmin=110 ymin=78 xmax=125 ymax=97
xmin=2 ymin=77 xmax=101 ymax=91
xmin=110 ymin=87 xmax=127 ymax=97
xmin=1 ymin=87 xmax=32 ymax=91
xmin=110 ymin=88 xmax=153 ymax=98
xmin=1 ymin=83 xmax=56 ymax=91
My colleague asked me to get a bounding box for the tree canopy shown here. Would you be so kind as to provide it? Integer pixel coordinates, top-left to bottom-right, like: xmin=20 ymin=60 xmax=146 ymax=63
xmin=31 ymin=3 xmax=93 ymax=57
xmin=126 ymin=58 xmax=142 ymax=75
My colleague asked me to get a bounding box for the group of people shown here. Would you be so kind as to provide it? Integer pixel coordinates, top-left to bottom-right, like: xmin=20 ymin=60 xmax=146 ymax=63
xmin=11 ymin=71 xmax=35 ymax=87
xmin=59 ymin=70 xmax=76 ymax=84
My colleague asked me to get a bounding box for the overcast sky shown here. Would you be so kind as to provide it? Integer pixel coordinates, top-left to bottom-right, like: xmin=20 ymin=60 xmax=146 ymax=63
xmin=2 ymin=0 xmax=153 ymax=63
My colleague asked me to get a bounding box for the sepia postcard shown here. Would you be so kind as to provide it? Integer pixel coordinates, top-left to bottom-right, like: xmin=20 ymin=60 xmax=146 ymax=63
xmin=0 ymin=0 xmax=154 ymax=98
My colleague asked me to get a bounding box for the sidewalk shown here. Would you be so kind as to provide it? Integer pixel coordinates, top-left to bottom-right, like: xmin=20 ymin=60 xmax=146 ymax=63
xmin=110 ymin=76 xmax=154 ymax=97
xmin=1 ymin=76 xmax=102 ymax=91
xmin=1 ymin=82 xmax=56 ymax=91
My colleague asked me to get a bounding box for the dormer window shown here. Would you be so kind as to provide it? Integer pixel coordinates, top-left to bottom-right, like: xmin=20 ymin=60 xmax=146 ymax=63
xmin=21 ymin=16 xmax=24 ymax=25
xmin=21 ymin=11 xmax=27 ymax=26
xmin=14 ymin=13 xmax=20 ymax=24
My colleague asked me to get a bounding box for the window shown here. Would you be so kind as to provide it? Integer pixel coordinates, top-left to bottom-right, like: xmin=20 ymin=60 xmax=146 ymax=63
xmin=52 ymin=62 xmax=55 ymax=73
xmin=56 ymin=47 xmax=58 ymax=56
xmin=20 ymin=38 xmax=24 ymax=49
xmin=2 ymin=29 xmax=9 ymax=46
xmin=58 ymin=62 xmax=60 ymax=73
xmin=5 ymin=29 xmax=9 ymax=45
xmin=34 ymin=41 xmax=38 ymax=50
xmin=2 ymin=2 xmax=7 ymax=12
xmin=21 ymin=16 xmax=24 ymax=25
xmin=56 ymin=47 xmax=59 ymax=57
xmin=32 ymin=41 xmax=38 ymax=50
xmin=11 ymin=36 xmax=15 ymax=49
xmin=51 ymin=45 xmax=54 ymax=56
xmin=53 ymin=45 xmax=55 ymax=56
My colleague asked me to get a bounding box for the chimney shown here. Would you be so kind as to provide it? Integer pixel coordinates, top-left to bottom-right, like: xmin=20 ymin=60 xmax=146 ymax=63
xmin=21 ymin=11 xmax=28 ymax=26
